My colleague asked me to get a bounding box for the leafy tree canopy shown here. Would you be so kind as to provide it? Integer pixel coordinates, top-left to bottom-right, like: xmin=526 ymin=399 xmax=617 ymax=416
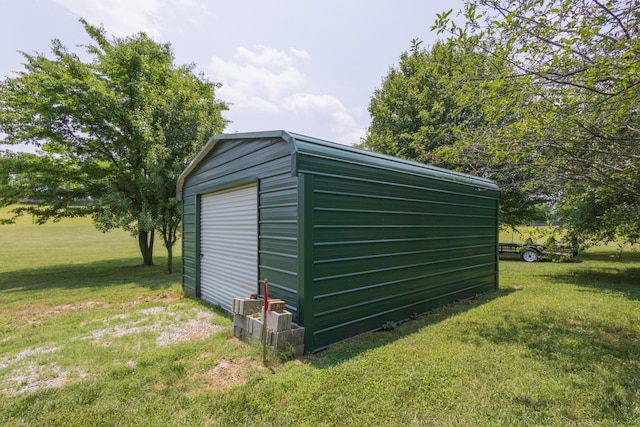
xmin=434 ymin=0 xmax=640 ymax=245
xmin=364 ymin=0 xmax=639 ymax=244
xmin=0 ymin=20 xmax=228 ymax=271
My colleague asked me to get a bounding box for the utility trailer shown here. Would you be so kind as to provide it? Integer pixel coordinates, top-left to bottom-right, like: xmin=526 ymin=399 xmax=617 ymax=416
xmin=499 ymin=242 xmax=577 ymax=262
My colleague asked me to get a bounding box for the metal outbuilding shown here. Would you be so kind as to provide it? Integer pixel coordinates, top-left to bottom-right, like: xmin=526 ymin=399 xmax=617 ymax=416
xmin=177 ymin=130 xmax=500 ymax=352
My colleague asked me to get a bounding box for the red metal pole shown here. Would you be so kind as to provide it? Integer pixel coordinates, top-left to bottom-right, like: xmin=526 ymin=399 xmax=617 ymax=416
xmin=262 ymin=278 xmax=268 ymax=366
xmin=263 ymin=278 xmax=269 ymax=312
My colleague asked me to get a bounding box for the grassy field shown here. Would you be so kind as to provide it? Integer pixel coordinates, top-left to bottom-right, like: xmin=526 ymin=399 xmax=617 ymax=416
xmin=1 ymin=212 xmax=639 ymax=426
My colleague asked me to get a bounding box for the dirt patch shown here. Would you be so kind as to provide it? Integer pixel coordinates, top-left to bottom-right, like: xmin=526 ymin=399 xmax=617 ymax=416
xmin=0 ymin=346 xmax=88 ymax=396
xmin=201 ymin=357 xmax=265 ymax=390
xmin=2 ymin=363 xmax=88 ymax=395
xmin=119 ymin=293 xmax=182 ymax=309
xmin=14 ymin=301 xmax=110 ymax=324
xmin=5 ymin=363 xmax=68 ymax=394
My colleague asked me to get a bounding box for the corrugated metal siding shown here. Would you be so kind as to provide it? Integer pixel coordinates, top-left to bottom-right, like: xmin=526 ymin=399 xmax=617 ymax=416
xmin=300 ymin=161 xmax=499 ymax=352
xmin=200 ymin=184 xmax=258 ymax=311
xmin=259 ymin=175 xmax=299 ymax=314
xmin=292 ymin=134 xmax=498 ymax=192
xmin=181 ymin=194 xmax=198 ymax=297
xmin=180 ymin=137 xmax=299 ymax=317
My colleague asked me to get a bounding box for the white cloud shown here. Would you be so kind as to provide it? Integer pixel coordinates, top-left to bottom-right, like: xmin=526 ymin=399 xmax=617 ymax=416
xmin=236 ymin=45 xmax=295 ymax=67
xmin=210 ymin=46 xmax=306 ymax=112
xmin=52 ymin=0 xmax=210 ymax=38
xmin=208 ymin=46 xmax=363 ymax=145
xmin=335 ymin=128 xmax=367 ymax=147
xmin=289 ymin=47 xmax=310 ymax=59
xmin=284 ymin=93 xmax=358 ymax=132
xmin=53 ymin=0 xmax=164 ymax=37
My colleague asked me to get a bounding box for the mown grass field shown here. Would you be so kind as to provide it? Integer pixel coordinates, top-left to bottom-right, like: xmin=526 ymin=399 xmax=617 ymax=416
xmin=1 ymin=210 xmax=639 ymax=426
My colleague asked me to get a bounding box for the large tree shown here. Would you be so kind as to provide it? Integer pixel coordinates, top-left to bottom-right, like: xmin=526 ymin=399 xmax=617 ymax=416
xmin=433 ymin=0 xmax=640 ymax=244
xmin=361 ymin=39 xmax=547 ymax=225
xmin=0 ymin=20 xmax=228 ymax=272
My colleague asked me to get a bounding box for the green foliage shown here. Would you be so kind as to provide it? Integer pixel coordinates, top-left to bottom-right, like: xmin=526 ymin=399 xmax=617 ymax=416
xmin=433 ymin=0 xmax=640 ymax=244
xmin=0 ymin=19 xmax=228 ymax=271
xmin=381 ymin=320 xmax=399 ymax=330
xmin=361 ymin=39 xmax=546 ymax=225
xmin=363 ymin=39 xmax=497 ymax=165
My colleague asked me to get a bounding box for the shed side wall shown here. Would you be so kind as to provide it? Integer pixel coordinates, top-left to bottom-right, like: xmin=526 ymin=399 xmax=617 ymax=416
xmin=181 ymin=138 xmax=299 ymax=316
xmin=298 ymin=155 xmax=499 ymax=352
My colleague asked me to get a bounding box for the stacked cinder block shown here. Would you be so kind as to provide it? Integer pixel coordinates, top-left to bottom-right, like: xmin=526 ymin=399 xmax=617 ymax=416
xmin=232 ymin=297 xmax=305 ymax=356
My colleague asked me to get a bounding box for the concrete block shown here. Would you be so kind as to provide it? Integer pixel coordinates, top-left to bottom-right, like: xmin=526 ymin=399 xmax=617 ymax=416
xmin=232 ymin=298 xmax=263 ymax=315
xmin=248 ymin=315 xmax=264 ymax=340
xmin=293 ymin=344 xmax=305 ymax=356
xmin=266 ymin=310 xmax=292 ymax=332
xmin=233 ymin=314 xmax=248 ymax=330
xmin=268 ymin=324 xmax=305 ymax=350
xmin=289 ymin=324 xmax=305 ymax=346
xmin=267 ymin=299 xmax=286 ymax=313
xmin=233 ymin=326 xmax=246 ymax=339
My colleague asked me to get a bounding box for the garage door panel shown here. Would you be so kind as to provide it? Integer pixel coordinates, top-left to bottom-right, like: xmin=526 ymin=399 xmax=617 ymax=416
xmin=200 ymin=184 xmax=258 ymax=311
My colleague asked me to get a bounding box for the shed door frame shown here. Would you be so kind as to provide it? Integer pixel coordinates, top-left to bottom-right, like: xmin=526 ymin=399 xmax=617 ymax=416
xmin=199 ymin=182 xmax=258 ymax=311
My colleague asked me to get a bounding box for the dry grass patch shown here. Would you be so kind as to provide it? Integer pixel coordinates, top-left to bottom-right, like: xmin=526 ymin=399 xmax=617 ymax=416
xmin=118 ymin=292 xmax=183 ymax=309
xmin=201 ymin=357 xmax=266 ymax=391
xmin=13 ymin=301 xmax=110 ymax=325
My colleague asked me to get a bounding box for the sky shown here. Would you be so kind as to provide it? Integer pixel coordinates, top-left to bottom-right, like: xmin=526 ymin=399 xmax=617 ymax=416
xmin=1 ymin=0 xmax=463 ymax=151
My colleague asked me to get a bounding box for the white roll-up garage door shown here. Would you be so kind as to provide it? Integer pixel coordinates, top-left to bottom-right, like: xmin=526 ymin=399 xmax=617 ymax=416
xmin=200 ymin=183 xmax=258 ymax=312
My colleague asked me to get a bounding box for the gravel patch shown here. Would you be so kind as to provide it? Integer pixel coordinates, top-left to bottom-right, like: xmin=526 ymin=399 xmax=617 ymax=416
xmin=1 ymin=303 xmax=225 ymax=395
xmin=0 ymin=346 xmax=60 ymax=369
xmin=81 ymin=306 xmax=223 ymax=347
xmin=140 ymin=306 xmax=166 ymax=315
xmin=5 ymin=363 xmax=68 ymax=394
xmin=156 ymin=318 xmax=223 ymax=346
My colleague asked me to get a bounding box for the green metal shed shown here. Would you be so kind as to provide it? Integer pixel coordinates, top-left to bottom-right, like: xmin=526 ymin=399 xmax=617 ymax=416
xmin=177 ymin=130 xmax=500 ymax=352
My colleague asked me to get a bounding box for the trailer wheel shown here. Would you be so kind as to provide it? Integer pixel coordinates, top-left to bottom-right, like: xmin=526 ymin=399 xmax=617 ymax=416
xmin=520 ymin=249 xmax=539 ymax=262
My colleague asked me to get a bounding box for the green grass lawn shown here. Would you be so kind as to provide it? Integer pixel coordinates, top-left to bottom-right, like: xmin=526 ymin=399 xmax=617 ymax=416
xmin=1 ymin=212 xmax=639 ymax=426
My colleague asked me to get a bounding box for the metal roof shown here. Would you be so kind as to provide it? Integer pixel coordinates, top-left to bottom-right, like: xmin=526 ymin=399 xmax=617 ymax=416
xmin=176 ymin=130 xmax=499 ymax=200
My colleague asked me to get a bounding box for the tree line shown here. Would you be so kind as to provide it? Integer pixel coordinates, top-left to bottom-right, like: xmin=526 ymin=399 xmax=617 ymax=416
xmin=1 ymin=1 xmax=637 ymax=273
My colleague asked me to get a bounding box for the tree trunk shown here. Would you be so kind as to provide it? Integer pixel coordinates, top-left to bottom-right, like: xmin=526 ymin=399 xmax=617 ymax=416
xmin=166 ymin=242 xmax=173 ymax=274
xmin=138 ymin=230 xmax=155 ymax=266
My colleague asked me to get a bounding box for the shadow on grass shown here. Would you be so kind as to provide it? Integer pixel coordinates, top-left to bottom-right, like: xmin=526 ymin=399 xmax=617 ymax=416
xmin=544 ymin=266 xmax=640 ymax=301
xmin=582 ymin=251 xmax=640 ymax=264
xmin=307 ymin=287 xmax=516 ymax=369
xmin=0 ymin=256 xmax=182 ymax=293
xmin=499 ymin=254 xmax=529 ymax=263
xmin=476 ymin=307 xmax=640 ymax=421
